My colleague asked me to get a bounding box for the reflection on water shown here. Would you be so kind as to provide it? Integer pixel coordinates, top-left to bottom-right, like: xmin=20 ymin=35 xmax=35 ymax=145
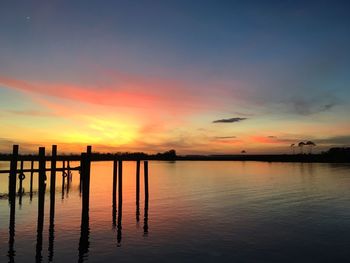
xmin=0 ymin=161 xmax=350 ymax=262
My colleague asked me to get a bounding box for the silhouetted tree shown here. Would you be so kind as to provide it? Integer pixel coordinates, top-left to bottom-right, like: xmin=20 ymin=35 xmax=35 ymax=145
xmin=156 ymin=149 xmax=176 ymax=159
xmin=290 ymin=143 xmax=295 ymax=154
xmin=305 ymin=141 xmax=316 ymax=154
xmin=298 ymin=142 xmax=306 ymax=154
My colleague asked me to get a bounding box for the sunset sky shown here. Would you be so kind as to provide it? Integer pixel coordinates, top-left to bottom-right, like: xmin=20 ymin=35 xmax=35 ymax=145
xmin=0 ymin=0 xmax=350 ymax=154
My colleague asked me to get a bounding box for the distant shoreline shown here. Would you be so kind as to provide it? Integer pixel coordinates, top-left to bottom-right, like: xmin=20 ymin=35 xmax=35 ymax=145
xmin=0 ymin=153 xmax=349 ymax=163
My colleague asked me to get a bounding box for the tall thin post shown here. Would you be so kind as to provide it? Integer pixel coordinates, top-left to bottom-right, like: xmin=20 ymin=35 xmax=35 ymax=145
xmin=144 ymin=161 xmax=149 ymax=203
xmin=136 ymin=160 xmax=140 ymax=222
xmin=82 ymin=146 xmax=91 ymax=218
xmin=36 ymin=147 xmax=46 ymax=262
xmin=50 ymin=145 xmax=57 ymax=207
xmin=48 ymin=145 xmax=57 ymax=262
xmin=61 ymin=161 xmax=65 ymax=200
xmin=67 ymin=161 xmax=71 ymax=192
xmin=18 ymin=160 xmax=24 ymax=206
xmin=112 ymin=159 xmax=117 ymax=226
xmin=30 ymin=160 xmax=34 ymax=201
xmin=143 ymin=161 xmax=149 ymax=235
xmin=8 ymin=145 xmax=18 ymax=263
xmin=117 ymin=160 xmax=123 ymax=245
xmin=8 ymin=145 xmax=18 ymax=201
xmin=118 ymin=160 xmax=123 ymax=206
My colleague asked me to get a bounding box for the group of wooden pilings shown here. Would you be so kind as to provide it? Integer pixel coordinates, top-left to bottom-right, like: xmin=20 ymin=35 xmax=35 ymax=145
xmin=5 ymin=144 xmax=150 ymax=262
xmin=6 ymin=147 xmax=74 ymax=205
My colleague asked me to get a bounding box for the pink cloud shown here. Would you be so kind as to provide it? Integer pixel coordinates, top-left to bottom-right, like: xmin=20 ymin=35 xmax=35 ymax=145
xmin=0 ymin=73 xmax=226 ymax=115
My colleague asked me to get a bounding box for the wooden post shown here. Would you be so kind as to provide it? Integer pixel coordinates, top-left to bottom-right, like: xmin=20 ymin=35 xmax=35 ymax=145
xmin=87 ymin=145 xmax=92 ymax=155
xmin=79 ymin=161 xmax=83 ymax=194
xmin=9 ymin=145 xmax=18 ymax=201
xmin=30 ymin=159 xmax=34 ymax=201
xmin=118 ymin=160 xmax=123 ymax=206
xmin=61 ymin=160 xmax=66 ymax=199
xmin=82 ymin=146 xmax=91 ymax=220
xmin=36 ymin=147 xmax=46 ymax=262
xmin=8 ymin=145 xmax=18 ymax=263
xmin=144 ymin=161 xmax=149 ymax=202
xmin=117 ymin=160 xmax=123 ymax=245
xmin=67 ymin=160 xmax=70 ymax=191
xmin=112 ymin=159 xmax=117 ymax=226
xmin=136 ymin=160 xmax=140 ymax=222
xmin=143 ymin=160 xmax=149 ymax=235
xmin=18 ymin=160 xmax=24 ymax=206
xmin=50 ymin=145 xmax=57 ymax=208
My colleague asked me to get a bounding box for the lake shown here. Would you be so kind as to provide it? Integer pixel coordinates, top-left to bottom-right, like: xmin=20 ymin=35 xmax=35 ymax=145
xmin=1 ymin=161 xmax=350 ymax=262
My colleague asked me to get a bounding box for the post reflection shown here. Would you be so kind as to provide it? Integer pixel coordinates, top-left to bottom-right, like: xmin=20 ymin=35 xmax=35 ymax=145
xmin=8 ymin=145 xmax=18 ymax=263
xmin=48 ymin=145 xmax=57 ymax=262
xmin=112 ymin=160 xmax=117 ymax=227
xmin=78 ymin=213 xmax=90 ymax=263
xmin=78 ymin=149 xmax=91 ymax=262
xmin=8 ymin=190 xmax=16 ymax=263
xmin=4 ymin=157 xmax=151 ymax=262
xmin=136 ymin=160 xmax=140 ymax=222
xmin=117 ymin=202 xmax=122 ymax=246
xmin=143 ymin=194 xmax=149 ymax=236
xmin=35 ymin=147 xmax=46 ymax=263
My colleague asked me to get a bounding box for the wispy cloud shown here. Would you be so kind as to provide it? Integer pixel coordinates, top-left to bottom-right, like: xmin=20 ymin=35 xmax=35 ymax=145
xmin=315 ymin=135 xmax=350 ymax=145
xmin=5 ymin=110 xmax=55 ymax=117
xmin=287 ymin=95 xmax=340 ymax=116
xmin=214 ymin=136 xmax=237 ymax=139
xmin=213 ymin=117 xmax=247 ymax=123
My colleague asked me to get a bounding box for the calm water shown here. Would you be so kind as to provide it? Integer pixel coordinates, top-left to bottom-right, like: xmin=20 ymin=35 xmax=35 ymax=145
xmin=0 ymin=161 xmax=350 ymax=262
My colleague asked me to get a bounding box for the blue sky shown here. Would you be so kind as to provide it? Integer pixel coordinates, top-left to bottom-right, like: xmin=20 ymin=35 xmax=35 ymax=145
xmin=0 ymin=0 xmax=350 ymax=153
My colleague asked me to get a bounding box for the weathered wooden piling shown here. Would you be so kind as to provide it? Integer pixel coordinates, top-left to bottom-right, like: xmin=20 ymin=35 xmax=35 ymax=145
xmin=18 ymin=160 xmax=24 ymax=206
xmin=81 ymin=146 xmax=92 ymax=219
xmin=8 ymin=145 xmax=18 ymax=201
xmin=61 ymin=160 xmax=66 ymax=199
xmin=136 ymin=160 xmax=140 ymax=222
xmin=117 ymin=160 xmax=123 ymax=244
xmin=30 ymin=160 xmax=34 ymax=201
xmin=50 ymin=145 xmax=57 ymax=209
xmin=36 ymin=147 xmax=46 ymax=263
xmin=66 ymin=163 xmax=70 ymax=191
xmin=143 ymin=161 xmax=149 ymax=235
xmin=2 ymin=144 xmax=152 ymax=252
xmin=118 ymin=160 xmax=123 ymax=207
xmin=144 ymin=161 xmax=149 ymax=202
xmin=112 ymin=159 xmax=117 ymax=226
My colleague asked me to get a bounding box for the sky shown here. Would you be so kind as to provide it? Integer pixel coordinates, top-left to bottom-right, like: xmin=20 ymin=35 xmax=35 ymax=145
xmin=0 ymin=0 xmax=350 ymax=154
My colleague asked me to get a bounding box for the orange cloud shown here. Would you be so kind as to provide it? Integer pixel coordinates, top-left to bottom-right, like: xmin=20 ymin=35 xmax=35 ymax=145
xmin=0 ymin=73 xmax=222 ymax=115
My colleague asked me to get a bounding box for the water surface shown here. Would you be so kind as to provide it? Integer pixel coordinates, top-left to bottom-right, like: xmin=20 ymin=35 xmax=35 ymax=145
xmin=1 ymin=161 xmax=350 ymax=262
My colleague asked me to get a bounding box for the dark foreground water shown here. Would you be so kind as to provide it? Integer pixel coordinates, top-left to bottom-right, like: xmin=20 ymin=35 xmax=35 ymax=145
xmin=1 ymin=161 xmax=350 ymax=262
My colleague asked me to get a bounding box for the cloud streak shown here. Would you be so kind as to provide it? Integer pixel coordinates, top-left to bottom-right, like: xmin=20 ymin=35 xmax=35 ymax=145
xmin=0 ymin=74 xmax=222 ymax=115
xmin=213 ymin=117 xmax=247 ymax=123
xmin=214 ymin=136 xmax=237 ymax=139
